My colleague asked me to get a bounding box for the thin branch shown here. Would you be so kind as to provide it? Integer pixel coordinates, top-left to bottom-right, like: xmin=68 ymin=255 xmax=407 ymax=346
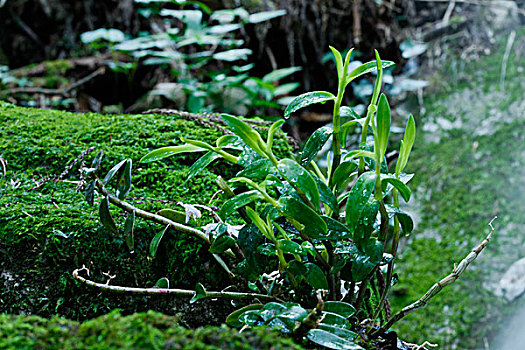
xmin=372 ymin=217 xmax=497 ymax=337
xmin=72 ymin=269 xmax=278 ymax=301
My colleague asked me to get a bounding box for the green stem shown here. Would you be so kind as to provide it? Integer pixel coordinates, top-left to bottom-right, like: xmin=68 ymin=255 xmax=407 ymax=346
xmin=328 ymin=76 xmax=346 ymax=188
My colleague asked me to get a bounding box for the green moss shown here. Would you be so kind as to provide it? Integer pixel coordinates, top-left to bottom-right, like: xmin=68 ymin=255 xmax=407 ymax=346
xmin=0 ymin=102 xmax=293 ymax=321
xmin=388 ymin=30 xmax=525 ymax=348
xmin=0 ymin=310 xmax=305 ymax=349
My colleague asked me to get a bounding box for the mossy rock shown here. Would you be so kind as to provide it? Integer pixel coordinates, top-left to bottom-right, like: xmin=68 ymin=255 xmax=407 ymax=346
xmin=0 ymin=102 xmax=293 ymax=323
xmin=0 ymin=310 xmax=305 ymax=349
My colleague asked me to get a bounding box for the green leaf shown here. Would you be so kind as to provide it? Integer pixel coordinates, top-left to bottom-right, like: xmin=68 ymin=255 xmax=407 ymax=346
xmin=277 ymin=239 xmax=304 ymax=254
xmin=222 ymin=114 xmax=267 ymax=157
xmin=376 ymin=94 xmax=391 ymax=164
xmin=380 ymin=174 xmax=411 ymax=202
xmin=316 ymin=325 xmax=358 ymax=342
xmin=267 ymin=119 xmax=285 ymax=153
xmin=156 ymin=209 xmax=186 ymax=224
xmin=284 ymin=91 xmax=336 ymax=119
xmin=124 ymin=210 xmax=135 ymax=252
xmin=332 ymin=161 xmax=358 ymax=193
xmin=396 ymin=114 xmax=416 ymax=176
xmin=307 ymin=329 xmax=364 ymax=350
xmin=153 ymin=277 xmax=169 ymax=289
xmin=345 ymin=60 xmax=395 ymax=85
xmin=140 ymin=144 xmax=206 ymax=163
xmin=103 ymin=159 xmax=126 ymax=185
xmin=245 ymin=207 xmax=273 ymax=241
xmin=209 ymin=232 xmax=236 ymax=253
xmin=343 ymin=150 xmax=377 ymax=162
xmin=184 ymin=139 xmax=215 ymax=151
xmin=213 ymin=49 xmax=252 ymax=61
xmin=248 ymin=9 xmax=286 ymax=23
xmin=115 ymin=159 xmax=132 ymax=200
xmin=226 ymin=304 xmax=263 ymax=327
xmin=340 ymin=106 xmax=361 ymax=119
xmin=329 ymin=46 xmax=344 ymax=80
xmin=262 ymin=67 xmax=302 ymax=83
xmin=274 ymin=82 xmax=300 ymax=96
xmin=314 ymin=176 xmax=338 ymax=213
xmin=190 ymin=283 xmax=207 ymax=304
xmin=91 ymin=150 xmax=104 ymax=170
xmin=277 ymin=159 xmax=320 ymax=210
xmin=237 ymin=159 xmax=277 ymax=180
xmin=99 ymin=197 xmax=118 ymax=235
xmin=385 ymin=205 xmax=414 ymax=234
xmin=149 ymin=225 xmax=169 ymax=258
xmin=321 ymin=312 xmax=351 ymax=329
xmin=300 ymin=125 xmax=332 ymax=166
xmin=216 ymin=135 xmax=240 ymax=148
xmin=185 ymin=151 xmax=219 ymax=183
xmin=345 ymin=172 xmax=376 ymax=230
xmin=323 ymin=301 xmax=356 ymax=318
xmin=304 ymin=263 xmax=328 ymax=289
xmin=279 ymin=197 xmax=327 ymax=237
xmin=84 ymin=180 xmax=96 ymax=206
xmin=219 ymin=190 xmax=262 ymax=220
xmin=351 ymin=238 xmax=383 ymax=281
xmin=316 ymin=216 xmax=353 ymax=240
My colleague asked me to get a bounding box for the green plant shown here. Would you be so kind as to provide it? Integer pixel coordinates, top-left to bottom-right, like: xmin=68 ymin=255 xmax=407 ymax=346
xmin=80 ymin=3 xmax=298 ymax=115
xmin=74 ymin=47 xmax=494 ymax=348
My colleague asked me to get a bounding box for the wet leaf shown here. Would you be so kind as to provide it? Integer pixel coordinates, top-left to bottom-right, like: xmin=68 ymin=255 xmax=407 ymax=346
xmin=219 ymin=190 xmax=262 ymax=220
xmin=279 ymin=196 xmax=327 ymax=237
xmin=277 ymin=159 xmax=320 ymax=210
xmin=317 ymin=324 xmax=358 ymax=341
xmin=185 ymin=151 xmax=219 ymax=183
xmin=345 ymin=172 xmax=376 ymax=230
xmin=267 ymin=119 xmax=286 ymax=152
xmin=300 ymin=125 xmax=332 ymax=166
xmin=140 ymin=144 xmax=206 ymax=163
xmin=277 ymin=239 xmax=304 ymax=254
xmin=190 ymin=283 xmax=207 ymax=303
xmin=99 ymin=197 xmax=118 ymax=235
xmin=209 ymin=232 xmax=236 ymax=254
xmin=237 ymin=158 xmax=277 ymax=180
xmin=149 ymin=225 xmax=169 ymax=258
xmin=124 ymin=210 xmax=135 ymax=252
xmin=304 ymin=262 xmax=328 ymax=289
xmin=115 ymin=159 xmax=132 ymax=199
xmin=385 ymin=205 xmax=414 ymax=234
xmin=332 ymin=161 xmax=358 ymax=193
xmin=380 ymin=174 xmax=411 ymax=202
xmin=323 ymin=301 xmax=356 ymax=318
xmin=314 ymin=176 xmax=338 ymax=213
xmin=222 ymin=114 xmax=267 ymax=157
xmin=157 ymin=208 xmax=186 ymax=224
xmin=307 ymin=329 xmax=363 ymax=349
xmin=316 ymin=216 xmax=353 ymax=240
xmin=346 ymin=60 xmax=395 ymax=85
xmin=322 ymin=312 xmax=352 ymax=329
xmin=284 ymin=91 xmax=336 ymax=119
xmin=329 ymin=46 xmax=344 ymax=80
xmin=226 ymin=304 xmax=263 ymax=327
xmin=103 ymin=159 xmax=126 ymax=185
xmin=396 ymin=114 xmax=416 ymax=176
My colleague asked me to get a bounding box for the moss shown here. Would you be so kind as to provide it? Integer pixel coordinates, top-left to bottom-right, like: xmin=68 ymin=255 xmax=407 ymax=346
xmin=388 ymin=29 xmax=525 ymax=348
xmin=0 ymin=310 xmax=305 ymax=349
xmin=0 ymin=102 xmax=293 ymax=322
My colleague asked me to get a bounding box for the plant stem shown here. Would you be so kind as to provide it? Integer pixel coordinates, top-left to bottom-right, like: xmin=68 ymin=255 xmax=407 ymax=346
xmin=72 ymin=269 xmax=278 ymax=301
xmin=328 ymin=76 xmax=346 ymax=188
xmin=371 ymin=217 xmax=497 ymax=338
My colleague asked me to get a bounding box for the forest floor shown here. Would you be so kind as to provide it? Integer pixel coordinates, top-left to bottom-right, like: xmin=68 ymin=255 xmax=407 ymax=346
xmin=389 ymin=26 xmax=524 ymax=349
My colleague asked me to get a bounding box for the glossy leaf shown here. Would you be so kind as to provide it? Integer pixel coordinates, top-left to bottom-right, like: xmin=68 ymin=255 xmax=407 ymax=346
xmin=346 ymin=60 xmax=395 ymax=84
xmin=316 ymin=325 xmax=358 ymax=342
xmin=237 ymin=158 xmax=277 ymax=180
xmin=307 ymin=329 xmax=363 ymax=350
xmin=284 ymin=91 xmax=336 ymax=119
xmin=262 ymin=67 xmax=302 ymax=83
xmin=277 ymin=239 xmax=304 ymax=254
xmin=396 ymin=114 xmax=416 ymax=176
xmin=323 ymin=301 xmax=356 ymax=318
xmin=279 ymin=196 xmax=327 ymax=237
xmin=149 ymin=225 xmax=169 ymax=258
xmin=116 ymin=159 xmax=132 ymax=200
xmin=216 ymin=135 xmax=240 ymax=148
xmin=267 ymin=119 xmax=286 ymax=153
xmin=190 ymin=283 xmax=207 ymax=304
xmin=184 ymin=139 xmax=215 ymax=152
xmin=219 ymin=191 xmax=262 ymax=220
xmin=380 ymin=174 xmax=411 ymax=202
xmin=153 ymin=277 xmax=169 ymax=289
xmin=209 ymin=232 xmax=236 ymax=253
xmin=157 ymin=208 xmax=186 ymax=224
xmin=385 ymin=205 xmax=414 ymax=234
xmin=314 ymin=176 xmax=338 ymax=213
xmin=321 ymin=312 xmax=352 ymax=329
xmin=99 ymin=197 xmax=118 ymax=235
xmin=376 ymin=94 xmax=391 ymax=164
xmin=315 ymin=216 xmax=353 ymax=240
xmin=274 ymin=82 xmax=300 ymax=96
xmin=140 ymin=144 xmax=206 ymax=163
xmin=332 ymin=161 xmax=358 ymax=193
xmin=353 ymin=199 xmax=379 ymax=242
xmin=277 ymin=159 xmax=320 ymax=210
xmin=124 ymin=210 xmax=135 ymax=252
xmin=103 ymin=159 xmax=126 ymax=185
xmin=345 ymin=172 xmax=376 ymax=230
xmin=300 ymin=125 xmax=332 ymax=166
xmin=226 ymin=304 xmax=263 ymax=327
xmin=222 ymin=114 xmax=267 ymax=157
xmin=351 ymin=238 xmax=383 ymax=281
xmin=304 ymin=262 xmax=328 ymax=289
xmin=185 ymin=151 xmax=219 ymax=183
xmin=340 ymin=106 xmax=361 ymax=119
